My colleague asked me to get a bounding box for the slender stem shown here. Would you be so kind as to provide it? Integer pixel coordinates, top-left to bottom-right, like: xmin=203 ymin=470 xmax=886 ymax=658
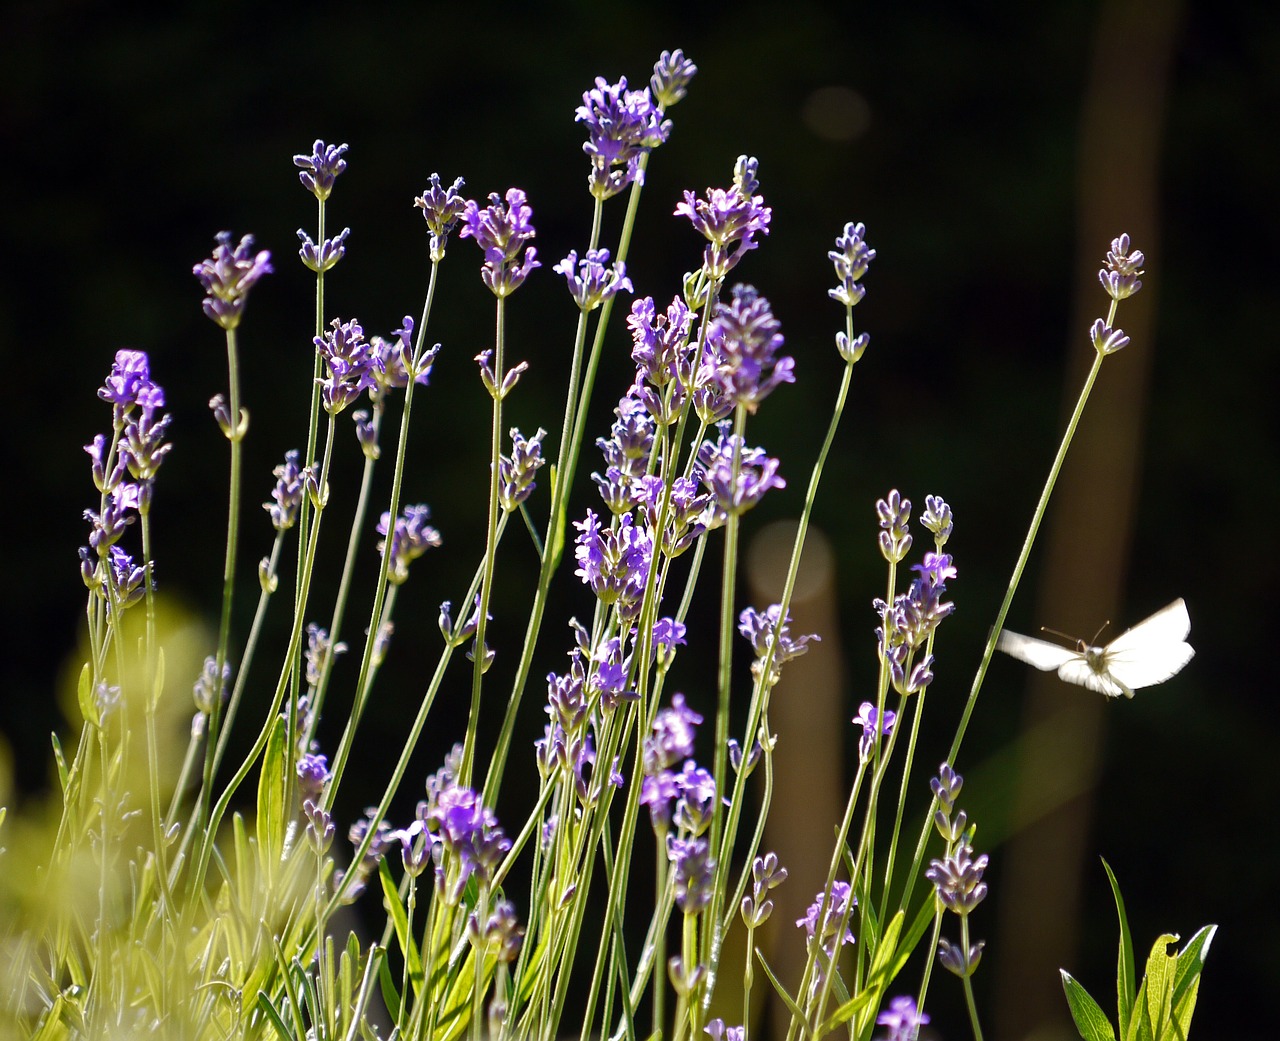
xmin=898 ymin=347 xmax=1110 ymax=914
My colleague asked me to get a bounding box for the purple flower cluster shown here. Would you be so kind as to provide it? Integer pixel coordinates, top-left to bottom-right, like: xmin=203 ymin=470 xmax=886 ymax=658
xmin=853 ymin=701 xmax=896 ymax=761
xmin=876 ymin=489 xmax=912 ymax=564
xmin=643 ymin=692 xmax=702 ymax=775
xmin=192 ymin=654 xmax=231 ymax=716
xmin=414 ymin=173 xmax=467 ymax=262
xmin=460 ymin=188 xmax=540 ymax=297
xmin=297 ymin=226 xmax=350 ymax=274
xmin=931 ymin=762 xmax=967 ymax=843
xmin=741 ymin=851 xmax=788 ymax=928
xmin=304 ymin=622 xmax=347 ymax=688
xmin=264 ymin=450 xmax=306 ymax=531
xmin=369 ymin=316 xmax=437 ymax=399
xmin=81 ymin=350 xmax=171 ymax=610
xmin=576 ymin=75 xmax=672 ymax=200
xmin=315 ymin=318 xmax=377 ymax=414
xmin=667 ymin=834 xmax=715 ymax=914
xmin=876 ymin=996 xmax=930 ymax=1041
xmin=698 ymin=285 xmax=794 ymax=415
xmin=467 ymin=898 xmax=524 ymax=964
xmin=641 ymin=747 xmax=717 ymax=837
xmin=694 ymin=423 xmax=786 ymax=527
xmin=498 ymin=427 xmax=547 ymax=511
xmin=419 ymin=782 xmax=511 ymax=899
xmin=573 ymin=509 xmax=653 ymax=616
xmin=628 ymin=295 xmax=696 ymax=404
xmin=737 ymin=604 xmax=819 ymax=687
xmin=675 ymin=156 xmax=772 ymax=280
xmin=553 ymin=248 xmax=633 ymax=311
xmin=873 ymin=550 xmax=956 ymax=695
xmin=927 ymin=843 xmax=989 ymax=915
xmin=650 ymin=49 xmax=698 ymax=108
xmin=296 ymin=751 xmax=331 ymax=802
xmin=796 ymin=881 xmax=856 ymax=988
xmin=1100 ymin=232 xmax=1144 ymax=302
xmin=294 ymin=139 xmax=348 ymax=201
xmin=376 ymin=504 xmax=442 ymax=585
xmin=193 ymin=232 xmax=272 ymax=330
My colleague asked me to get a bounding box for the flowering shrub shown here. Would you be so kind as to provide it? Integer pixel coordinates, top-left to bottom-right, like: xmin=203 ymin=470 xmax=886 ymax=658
xmin=0 ymin=50 xmax=1212 ymax=1041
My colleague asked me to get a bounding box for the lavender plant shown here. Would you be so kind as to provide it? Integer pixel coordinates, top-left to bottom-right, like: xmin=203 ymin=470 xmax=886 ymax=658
xmin=0 ymin=50 xmax=1212 ymax=1041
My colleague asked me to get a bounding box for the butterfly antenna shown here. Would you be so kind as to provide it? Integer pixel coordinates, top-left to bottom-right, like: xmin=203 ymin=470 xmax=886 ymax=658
xmin=1037 ymin=624 xmax=1080 ymax=647
xmin=1089 ymin=620 xmax=1112 ymax=644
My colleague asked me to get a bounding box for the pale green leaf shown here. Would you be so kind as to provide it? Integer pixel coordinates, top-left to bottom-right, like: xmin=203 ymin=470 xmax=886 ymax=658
xmin=1102 ymin=858 xmax=1136 ymax=1036
xmin=1171 ymin=924 xmax=1216 ymax=1009
xmin=754 ymin=946 xmax=807 ymax=1025
xmin=1143 ymin=934 xmax=1179 ymax=1038
xmin=256 ymin=992 xmax=298 ymax=1041
xmin=76 ymin=663 xmax=98 ymax=728
xmin=150 ymin=647 xmax=166 ymax=711
xmin=1060 ymin=970 xmax=1117 ymax=1041
xmin=256 ymin=716 xmax=287 ymax=884
xmin=378 ymin=857 xmax=424 ymax=996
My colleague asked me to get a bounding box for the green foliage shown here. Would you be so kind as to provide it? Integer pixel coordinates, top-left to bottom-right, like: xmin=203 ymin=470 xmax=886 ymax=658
xmin=1061 ymin=863 xmax=1216 ymax=1041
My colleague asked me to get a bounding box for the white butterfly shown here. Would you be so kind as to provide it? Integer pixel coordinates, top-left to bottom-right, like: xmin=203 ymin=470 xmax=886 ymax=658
xmin=995 ymin=598 xmax=1194 ymax=699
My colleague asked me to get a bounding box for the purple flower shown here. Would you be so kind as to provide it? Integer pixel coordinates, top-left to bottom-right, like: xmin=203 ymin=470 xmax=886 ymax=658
xmin=873 ymin=551 xmax=956 ymax=694
xmin=695 ymin=423 xmax=786 ymax=526
xmin=667 ymin=834 xmax=715 ymax=914
xmin=650 ymin=616 xmax=687 ymax=667
xmin=297 ymin=226 xmax=350 ymax=273
xmin=553 ymin=248 xmax=633 ymax=311
xmin=193 ymin=232 xmax=273 ymax=330
xmin=651 ymin=49 xmax=697 ymax=108
xmin=315 ymin=317 xmax=378 ymax=414
xmin=370 ymin=316 xmax=437 ymax=396
xmin=737 ymin=604 xmax=819 ymax=685
xmin=498 ymin=427 xmax=547 ymax=511
xmin=920 ymin=494 xmax=953 ymax=545
xmin=303 ymin=798 xmax=334 ymax=854
xmin=675 ymin=156 xmax=772 ymax=279
xmin=876 ymin=995 xmax=930 ymax=1041
xmin=376 ymin=504 xmax=442 ymax=585
xmin=84 ymin=482 xmax=141 ymax=551
xmin=468 ymin=898 xmax=524 ymax=963
xmin=854 ymin=701 xmax=896 ymax=760
xmin=459 ymin=188 xmax=541 ymax=297
xmin=121 ymin=391 xmax=172 ymax=483
xmin=644 ymin=692 xmax=702 ymax=773
xmin=573 ymin=510 xmax=652 ymax=611
xmin=926 ymin=843 xmax=989 ymax=915
xmin=876 ymin=489 xmax=912 ymax=563
xmin=1099 ymin=233 xmax=1143 ymax=301
xmin=545 ymin=652 xmax=590 ymax=733
xmin=192 ymin=654 xmax=231 ymax=716
xmin=576 ymin=75 xmax=671 ymax=200
xmin=98 ymin=349 xmax=159 ymax=413
xmin=628 ymin=295 xmax=695 ymax=391
xmin=829 ymin=221 xmax=876 ymax=309
xmin=1090 ymin=318 xmax=1131 ymax=356
xmin=742 ymin=851 xmax=788 ymax=928
xmin=796 ymin=881 xmax=856 ymax=966
xmin=704 ymin=1021 xmax=744 ymax=1041
xmin=294 ymin=140 xmax=349 ymax=200
xmin=296 ymin=752 xmax=331 ymax=802
xmin=420 ymin=783 xmax=511 ymax=895
xmin=304 ymin=622 xmax=347 ymax=687
xmin=264 ymin=450 xmax=306 ymax=531
xmin=700 ymin=284 xmax=794 ymax=414
xmin=938 ymin=936 xmax=985 ymax=978
xmin=414 ymin=173 xmax=467 ymax=262
xmin=596 ymin=390 xmax=655 ymax=485
xmin=103 ymin=546 xmax=147 ymax=610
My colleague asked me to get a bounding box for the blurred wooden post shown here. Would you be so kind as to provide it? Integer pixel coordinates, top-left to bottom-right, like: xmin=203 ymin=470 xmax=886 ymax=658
xmin=746 ymin=521 xmax=843 ymax=1041
xmin=991 ymin=3 xmax=1183 ymax=1038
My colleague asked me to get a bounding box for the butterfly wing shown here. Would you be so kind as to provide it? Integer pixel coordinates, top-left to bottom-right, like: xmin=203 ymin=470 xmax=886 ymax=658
xmin=996 ymin=629 xmax=1081 ymax=672
xmin=1101 ymin=599 xmax=1195 ymax=691
xmin=1057 ymin=656 xmax=1131 ymax=698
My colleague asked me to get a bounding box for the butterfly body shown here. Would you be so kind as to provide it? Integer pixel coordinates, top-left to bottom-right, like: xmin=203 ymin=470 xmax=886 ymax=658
xmin=996 ymin=598 xmax=1194 ymax=699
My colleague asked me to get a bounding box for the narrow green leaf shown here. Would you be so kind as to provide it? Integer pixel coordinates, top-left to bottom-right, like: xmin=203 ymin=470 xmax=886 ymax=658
xmin=256 ymin=992 xmax=298 ymax=1041
xmin=1060 ymin=970 xmax=1117 ymax=1041
xmin=377 ymin=947 xmax=403 ymax=1023
xmin=817 ymin=984 xmax=878 ymax=1036
xmin=754 ymin=946 xmax=807 ymax=1025
xmin=256 ymin=715 xmax=287 ymax=883
xmin=1102 ymin=859 xmax=1136 ymax=1037
xmin=1126 ymin=979 xmax=1153 ymax=1041
xmin=377 ymin=857 xmax=424 ymax=995
xmin=1170 ymin=924 xmax=1216 ymax=1009
xmin=76 ymin=663 xmax=98 ymax=728
xmin=50 ymin=733 xmax=69 ymax=794
xmin=1169 ymin=975 xmax=1201 ymax=1041
xmin=1142 ymin=934 xmax=1179 ymax=1038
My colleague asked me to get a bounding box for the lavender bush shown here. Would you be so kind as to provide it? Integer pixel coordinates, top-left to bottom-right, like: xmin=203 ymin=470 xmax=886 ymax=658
xmin=0 ymin=51 xmax=1212 ymax=1041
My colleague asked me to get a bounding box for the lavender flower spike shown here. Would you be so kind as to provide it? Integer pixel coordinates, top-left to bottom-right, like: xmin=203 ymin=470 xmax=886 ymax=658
xmin=651 ymin=49 xmax=698 ymax=108
xmin=294 ymin=139 xmax=349 ymax=200
xmin=415 ymin=174 xmax=467 ymax=262
xmin=829 ymin=221 xmax=876 ymax=308
xmin=576 ymin=75 xmax=671 ymax=200
xmin=554 ymin=248 xmax=633 ymax=312
xmin=193 ymin=232 xmax=273 ymax=330
xmin=459 ymin=188 xmax=541 ymax=297
xmin=1099 ymin=233 xmax=1144 ymax=301
xmin=377 ymin=504 xmax=443 ymax=585
xmin=675 ymin=155 xmax=772 ymax=280
xmin=876 ymin=995 xmax=930 ymax=1041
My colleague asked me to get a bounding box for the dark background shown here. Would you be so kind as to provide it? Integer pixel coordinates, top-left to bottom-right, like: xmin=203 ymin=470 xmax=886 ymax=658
xmin=2 ymin=1 xmax=1276 ymax=1039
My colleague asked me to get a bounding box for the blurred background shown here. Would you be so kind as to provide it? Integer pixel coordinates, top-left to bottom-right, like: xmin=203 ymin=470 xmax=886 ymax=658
xmin=2 ymin=1 xmax=1276 ymax=1038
